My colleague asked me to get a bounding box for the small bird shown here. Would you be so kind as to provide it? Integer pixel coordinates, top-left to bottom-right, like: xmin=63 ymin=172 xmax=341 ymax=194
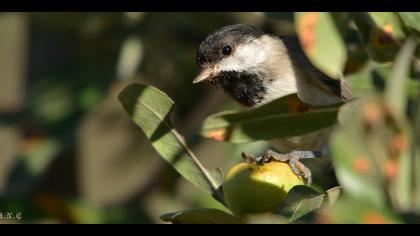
xmin=193 ymin=24 xmax=353 ymax=184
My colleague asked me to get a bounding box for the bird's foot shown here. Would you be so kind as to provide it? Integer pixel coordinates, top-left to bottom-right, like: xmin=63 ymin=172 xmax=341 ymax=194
xmin=240 ymin=152 xmax=269 ymax=165
xmin=241 ymin=150 xmax=318 ymax=185
xmin=261 ymin=150 xmax=317 ymax=185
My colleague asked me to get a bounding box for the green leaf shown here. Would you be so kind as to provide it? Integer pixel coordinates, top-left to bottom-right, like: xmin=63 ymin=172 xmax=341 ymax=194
xmin=322 ymin=195 xmax=403 ymax=223
xmin=345 ymin=64 xmax=376 ymax=96
xmin=277 ymin=185 xmax=325 ymax=222
xmin=352 ymin=13 xmax=407 ymax=62
xmin=332 ymin=92 xmax=415 ymax=211
xmin=201 ymin=94 xmax=340 ymax=143
xmin=331 ymin=99 xmax=388 ymax=208
xmin=414 ymin=101 xmax=420 ymax=212
xmin=385 ymin=36 xmax=417 ymax=116
xmin=118 ymin=84 xmax=224 ymax=203
xmin=325 ymin=186 xmax=342 ymax=208
xmin=369 ymin=12 xmax=407 ymax=40
xmin=295 ymin=12 xmax=347 ymax=78
xmin=383 ymin=38 xmax=417 ymax=210
xmin=244 ymin=213 xmax=288 ymax=224
xmin=398 ymin=12 xmax=420 ymax=32
xmin=160 ymin=208 xmax=241 ymax=224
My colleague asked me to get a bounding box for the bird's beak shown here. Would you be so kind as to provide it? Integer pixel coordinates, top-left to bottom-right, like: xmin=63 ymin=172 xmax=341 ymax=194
xmin=193 ymin=65 xmax=219 ymax=84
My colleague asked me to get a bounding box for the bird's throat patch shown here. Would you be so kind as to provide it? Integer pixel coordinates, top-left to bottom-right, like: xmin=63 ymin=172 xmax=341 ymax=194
xmin=212 ymin=71 xmax=267 ymax=107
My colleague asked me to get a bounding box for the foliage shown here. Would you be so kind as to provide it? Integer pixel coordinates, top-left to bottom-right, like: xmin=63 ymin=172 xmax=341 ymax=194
xmin=119 ymin=12 xmax=420 ymax=223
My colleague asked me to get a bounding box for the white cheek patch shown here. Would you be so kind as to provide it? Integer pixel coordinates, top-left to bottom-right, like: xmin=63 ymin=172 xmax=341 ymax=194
xmin=218 ymin=39 xmax=268 ymax=73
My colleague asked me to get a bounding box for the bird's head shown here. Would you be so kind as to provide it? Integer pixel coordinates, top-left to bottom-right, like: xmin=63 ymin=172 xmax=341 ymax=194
xmin=194 ymin=24 xmax=266 ymax=84
xmin=193 ymin=24 xmax=295 ymax=107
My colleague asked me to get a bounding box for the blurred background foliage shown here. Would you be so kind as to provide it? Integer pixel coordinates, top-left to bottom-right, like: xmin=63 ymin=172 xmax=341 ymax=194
xmin=0 ymin=12 xmax=418 ymax=224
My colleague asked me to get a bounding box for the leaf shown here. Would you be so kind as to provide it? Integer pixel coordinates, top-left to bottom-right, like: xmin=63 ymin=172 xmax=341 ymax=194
xmin=325 ymin=186 xmax=342 ymax=208
xmin=244 ymin=213 xmax=288 ymax=224
xmin=352 ymin=13 xmax=407 ymax=62
xmin=277 ymin=185 xmax=325 ymax=222
xmin=369 ymin=12 xmax=407 ymax=40
xmin=320 ymin=195 xmax=403 ymax=224
xmin=398 ymin=12 xmax=420 ymax=32
xmin=201 ymin=94 xmax=340 ymax=143
xmin=330 ymin=99 xmax=388 ymax=208
xmin=386 ymin=37 xmax=420 ymax=210
xmin=160 ymin=208 xmax=241 ymax=224
xmin=385 ymin=36 xmax=417 ymax=116
xmin=414 ymin=101 xmax=420 ymax=212
xmin=118 ymin=84 xmax=224 ymax=203
xmin=331 ymin=92 xmax=414 ymax=211
xmin=295 ymin=12 xmax=347 ymax=79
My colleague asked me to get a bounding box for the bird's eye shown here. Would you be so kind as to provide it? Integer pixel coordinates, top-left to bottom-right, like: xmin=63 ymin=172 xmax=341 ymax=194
xmin=222 ymin=45 xmax=232 ymax=56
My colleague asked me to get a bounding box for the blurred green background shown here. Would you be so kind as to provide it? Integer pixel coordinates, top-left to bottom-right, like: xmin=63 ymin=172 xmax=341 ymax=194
xmin=0 ymin=12 xmax=298 ymax=223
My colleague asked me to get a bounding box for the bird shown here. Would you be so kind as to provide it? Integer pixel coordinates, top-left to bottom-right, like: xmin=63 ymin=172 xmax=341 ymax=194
xmin=193 ymin=24 xmax=353 ymax=184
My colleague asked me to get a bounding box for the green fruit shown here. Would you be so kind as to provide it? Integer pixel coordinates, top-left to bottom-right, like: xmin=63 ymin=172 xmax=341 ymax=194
xmin=223 ymin=162 xmax=304 ymax=216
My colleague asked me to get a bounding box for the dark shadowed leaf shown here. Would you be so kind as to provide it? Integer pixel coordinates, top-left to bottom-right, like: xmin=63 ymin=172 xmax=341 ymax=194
xmin=201 ymin=94 xmax=341 ymax=143
xmin=277 ymin=185 xmax=325 ymax=222
xmin=160 ymin=208 xmax=241 ymax=224
xmin=118 ymin=84 xmax=224 ymax=204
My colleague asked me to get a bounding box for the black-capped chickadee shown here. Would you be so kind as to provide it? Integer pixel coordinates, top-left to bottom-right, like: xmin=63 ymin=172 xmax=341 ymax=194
xmin=194 ymin=24 xmax=353 ymax=184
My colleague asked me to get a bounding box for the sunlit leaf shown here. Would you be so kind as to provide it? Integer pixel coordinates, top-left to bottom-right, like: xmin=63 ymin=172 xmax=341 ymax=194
xmin=383 ymin=38 xmax=417 ymax=211
xmin=385 ymin=36 xmax=417 ymax=116
xmin=369 ymin=12 xmax=407 ymax=40
xmin=295 ymin=12 xmax=347 ymax=78
xmin=325 ymin=186 xmax=342 ymax=208
xmin=118 ymin=84 xmax=224 ymax=203
xmin=398 ymin=12 xmax=420 ymax=32
xmin=201 ymin=94 xmax=341 ymax=143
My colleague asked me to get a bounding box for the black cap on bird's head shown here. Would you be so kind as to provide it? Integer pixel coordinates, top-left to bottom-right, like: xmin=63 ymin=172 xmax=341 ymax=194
xmin=193 ymin=24 xmax=264 ymax=84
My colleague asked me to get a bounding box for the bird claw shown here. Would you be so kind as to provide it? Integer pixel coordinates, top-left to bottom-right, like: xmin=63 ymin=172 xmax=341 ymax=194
xmin=241 ymin=152 xmax=256 ymax=164
xmin=288 ymin=158 xmax=312 ymax=185
xmin=241 ymin=150 xmax=313 ymax=185
xmin=262 ymin=149 xmax=313 ymax=185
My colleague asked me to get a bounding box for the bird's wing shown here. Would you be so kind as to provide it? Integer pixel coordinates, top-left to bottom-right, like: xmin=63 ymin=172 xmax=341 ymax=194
xmin=280 ymin=36 xmax=354 ymax=102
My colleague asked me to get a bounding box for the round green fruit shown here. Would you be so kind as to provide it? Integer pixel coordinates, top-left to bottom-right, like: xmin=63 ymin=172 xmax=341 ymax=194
xmin=223 ymin=161 xmax=304 ymax=216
